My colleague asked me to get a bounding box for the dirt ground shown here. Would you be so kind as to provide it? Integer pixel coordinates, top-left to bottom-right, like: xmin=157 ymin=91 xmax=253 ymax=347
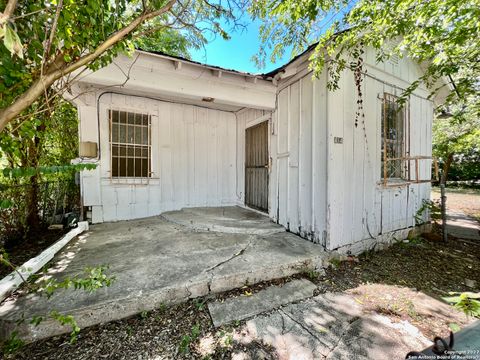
xmin=3 ymin=188 xmax=479 ymax=359
xmin=0 ymin=229 xmax=66 ymax=279
xmin=5 ymin=233 xmax=479 ymax=359
xmin=431 ymin=187 xmax=480 ymax=223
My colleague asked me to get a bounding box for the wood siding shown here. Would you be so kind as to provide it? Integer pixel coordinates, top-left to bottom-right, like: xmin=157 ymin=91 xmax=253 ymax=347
xmin=325 ymin=57 xmax=433 ymax=251
xmin=78 ymin=46 xmax=434 ymax=255
xmin=271 ymin=52 xmax=433 ymax=251
xmin=270 ymin=72 xmax=329 ymax=244
xmin=80 ymin=93 xmax=237 ymax=222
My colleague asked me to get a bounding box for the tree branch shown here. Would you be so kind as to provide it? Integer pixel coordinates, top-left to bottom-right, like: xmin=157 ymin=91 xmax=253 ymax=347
xmin=0 ymin=0 xmax=177 ymax=132
xmin=0 ymin=0 xmax=17 ymax=27
xmin=43 ymin=0 xmax=63 ymax=69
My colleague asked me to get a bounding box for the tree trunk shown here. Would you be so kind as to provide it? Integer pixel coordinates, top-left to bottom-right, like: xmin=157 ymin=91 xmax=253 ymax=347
xmin=440 ymin=153 xmax=454 ymax=185
xmin=23 ymin=119 xmax=46 ymax=237
xmin=25 ymin=136 xmax=41 ymax=235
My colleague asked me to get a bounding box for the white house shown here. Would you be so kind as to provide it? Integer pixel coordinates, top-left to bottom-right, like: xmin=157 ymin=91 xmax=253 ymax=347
xmin=71 ymin=45 xmax=449 ymax=254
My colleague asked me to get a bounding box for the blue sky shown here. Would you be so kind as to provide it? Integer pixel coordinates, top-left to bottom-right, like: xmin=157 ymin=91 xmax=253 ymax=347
xmin=188 ymin=3 xmax=354 ymax=75
xmin=189 ymin=19 xmax=291 ymax=74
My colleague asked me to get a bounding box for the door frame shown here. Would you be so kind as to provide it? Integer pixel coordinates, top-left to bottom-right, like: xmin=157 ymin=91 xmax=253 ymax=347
xmin=244 ymin=117 xmax=271 ymax=214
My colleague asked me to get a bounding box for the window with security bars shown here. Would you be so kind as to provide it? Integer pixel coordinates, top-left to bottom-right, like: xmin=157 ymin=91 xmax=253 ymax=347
xmin=381 ymin=93 xmax=407 ymax=180
xmin=109 ymin=110 xmax=151 ymax=179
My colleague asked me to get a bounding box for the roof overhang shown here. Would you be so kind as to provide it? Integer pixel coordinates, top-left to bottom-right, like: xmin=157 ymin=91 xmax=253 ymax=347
xmin=73 ymin=51 xmax=277 ymax=111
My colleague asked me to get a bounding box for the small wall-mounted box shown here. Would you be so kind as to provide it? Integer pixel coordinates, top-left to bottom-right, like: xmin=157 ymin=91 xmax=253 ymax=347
xmin=79 ymin=141 xmax=98 ymax=158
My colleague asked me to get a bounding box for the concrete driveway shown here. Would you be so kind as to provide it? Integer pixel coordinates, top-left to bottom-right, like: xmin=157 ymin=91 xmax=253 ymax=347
xmin=0 ymin=207 xmax=327 ymax=342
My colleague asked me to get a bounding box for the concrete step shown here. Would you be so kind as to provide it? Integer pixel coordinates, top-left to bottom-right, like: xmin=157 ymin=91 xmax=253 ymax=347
xmin=208 ymin=278 xmax=317 ymax=327
xmin=162 ymin=206 xmax=286 ymax=235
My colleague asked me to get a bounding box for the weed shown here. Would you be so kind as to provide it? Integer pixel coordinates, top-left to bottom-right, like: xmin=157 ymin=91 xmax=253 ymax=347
xmin=191 ymin=323 xmax=201 ymax=339
xmin=157 ymin=303 xmax=167 ymax=313
xmin=304 ymin=269 xmax=321 ymax=281
xmin=224 ymin=334 xmax=234 ymax=347
xmin=179 ymin=335 xmax=192 ymax=354
xmin=444 ymin=292 xmax=480 ymax=318
xmin=329 ymin=257 xmax=343 ymax=269
xmin=30 ymin=315 xmax=43 ymax=326
xmin=178 ymin=323 xmax=202 ymax=354
xmin=415 ymin=199 xmax=441 ymax=225
xmin=126 ymin=326 xmax=134 ymax=337
xmin=408 ymin=237 xmax=424 ymax=245
xmin=140 ymin=310 xmax=149 ymax=319
xmin=1 ymin=331 xmax=24 ymax=355
xmin=194 ymin=299 xmax=206 ymax=311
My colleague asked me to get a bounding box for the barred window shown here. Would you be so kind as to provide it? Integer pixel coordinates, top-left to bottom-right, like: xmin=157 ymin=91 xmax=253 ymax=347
xmin=381 ymin=93 xmax=407 ymax=179
xmin=109 ymin=110 xmax=151 ymax=178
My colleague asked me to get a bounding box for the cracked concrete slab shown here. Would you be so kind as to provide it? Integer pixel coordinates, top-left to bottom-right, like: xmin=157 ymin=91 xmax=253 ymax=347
xmin=239 ymin=293 xmax=432 ymax=359
xmin=0 ymin=208 xmax=327 ymax=342
xmin=162 ymin=206 xmax=286 ymax=235
xmin=208 ymin=279 xmax=317 ymax=327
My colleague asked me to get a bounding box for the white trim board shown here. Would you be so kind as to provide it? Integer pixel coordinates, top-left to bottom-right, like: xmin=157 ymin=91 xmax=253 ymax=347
xmin=0 ymin=222 xmax=89 ymax=302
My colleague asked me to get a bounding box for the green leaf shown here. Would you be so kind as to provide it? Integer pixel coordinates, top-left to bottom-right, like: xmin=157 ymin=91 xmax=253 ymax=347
xmin=3 ymin=26 xmax=23 ymax=59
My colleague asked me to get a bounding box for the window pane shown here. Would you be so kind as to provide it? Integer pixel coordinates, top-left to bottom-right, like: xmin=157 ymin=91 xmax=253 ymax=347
xmin=119 ymin=124 xmax=126 ymax=143
xmin=119 ymin=157 xmax=127 ymax=177
xmin=135 ymin=158 xmax=142 ymax=177
xmin=127 ymin=158 xmax=134 ymax=177
xmin=134 ymin=113 xmax=143 ymax=125
xmin=135 ymin=127 xmax=142 ymax=144
xmin=120 ymin=111 xmax=127 ymax=124
xmin=112 ymin=157 xmax=118 ymax=177
xmin=111 ymin=110 xmax=119 ymax=124
xmin=127 ymin=126 xmax=134 ymax=144
xmin=127 ymin=112 xmax=135 ymax=125
xmin=142 ymin=159 xmax=149 ymax=177
xmin=112 ymin=124 xmax=119 ymax=142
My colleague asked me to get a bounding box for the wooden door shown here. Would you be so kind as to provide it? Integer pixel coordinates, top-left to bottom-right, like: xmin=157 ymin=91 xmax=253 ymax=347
xmin=245 ymin=121 xmax=269 ymax=212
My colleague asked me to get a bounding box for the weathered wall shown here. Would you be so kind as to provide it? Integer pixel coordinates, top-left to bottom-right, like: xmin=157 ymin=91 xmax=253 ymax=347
xmin=270 ymin=71 xmax=329 ymax=245
xmin=273 ymin=50 xmax=433 ymax=251
xmin=76 ymin=48 xmax=434 ymax=253
xmin=326 ymin=51 xmax=433 ymax=251
xmin=78 ymin=92 xmax=237 ymax=222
